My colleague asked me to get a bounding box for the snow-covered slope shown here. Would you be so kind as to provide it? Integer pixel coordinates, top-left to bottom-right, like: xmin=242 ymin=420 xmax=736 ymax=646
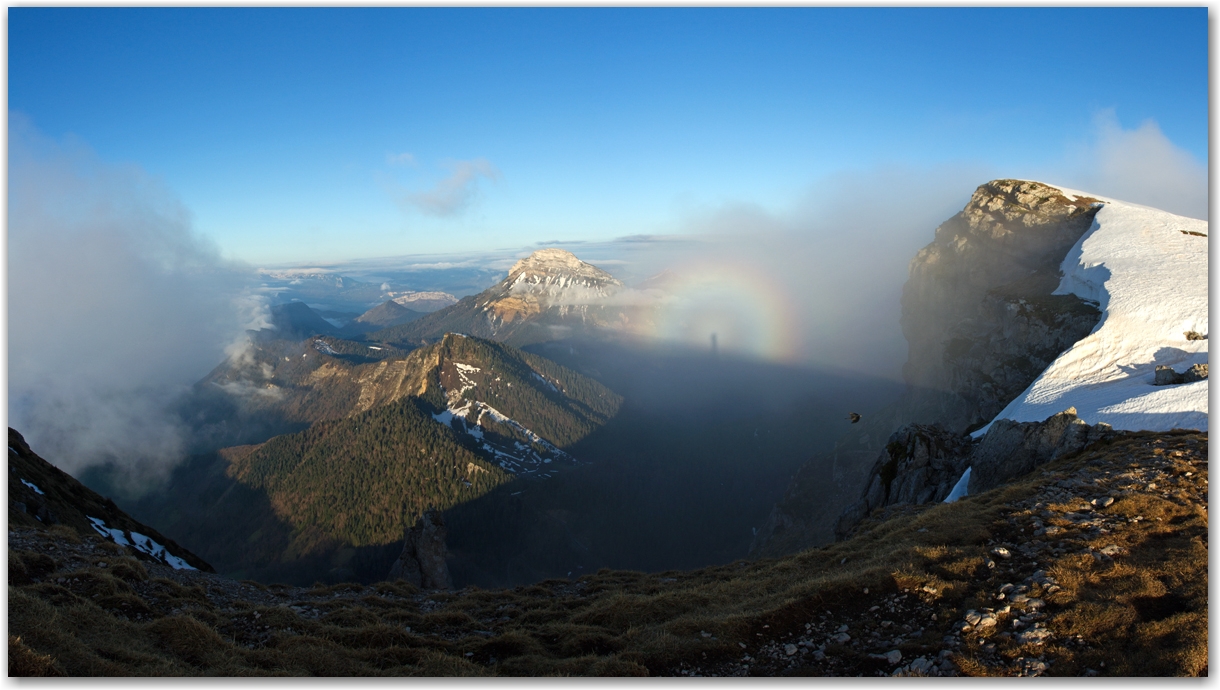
xmin=974 ymin=188 xmax=1208 ymax=434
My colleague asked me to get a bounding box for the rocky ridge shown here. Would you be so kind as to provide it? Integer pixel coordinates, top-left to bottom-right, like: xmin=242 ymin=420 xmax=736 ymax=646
xmin=752 ymin=180 xmax=1106 ymax=558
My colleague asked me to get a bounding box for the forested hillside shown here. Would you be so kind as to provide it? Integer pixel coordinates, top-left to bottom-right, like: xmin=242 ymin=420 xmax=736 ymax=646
xmin=224 ymin=397 xmax=512 ymax=558
xmin=126 ymin=334 xmax=622 ymax=584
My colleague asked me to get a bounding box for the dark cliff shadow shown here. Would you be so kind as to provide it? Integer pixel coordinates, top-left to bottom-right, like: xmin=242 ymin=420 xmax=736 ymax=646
xmin=82 ymin=451 xmax=299 ymax=581
xmin=439 ymin=338 xmax=905 ymax=589
xmin=90 ymin=335 xmax=907 ymax=588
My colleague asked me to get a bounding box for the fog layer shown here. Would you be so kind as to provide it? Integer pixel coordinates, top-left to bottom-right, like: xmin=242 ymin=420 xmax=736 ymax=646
xmin=8 ymin=115 xmax=264 ymax=480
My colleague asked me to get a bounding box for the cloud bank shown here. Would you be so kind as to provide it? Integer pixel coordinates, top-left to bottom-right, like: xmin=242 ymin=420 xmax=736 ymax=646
xmin=575 ymin=165 xmax=992 ymax=378
xmin=1056 ymin=110 xmax=1207 ymax=220
xmin=8 ymin=115 xmax=265 ymax=483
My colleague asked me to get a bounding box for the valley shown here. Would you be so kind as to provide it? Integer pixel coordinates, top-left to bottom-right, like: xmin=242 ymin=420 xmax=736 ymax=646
xmin=12 ymin=179 xmax=1207 ymax=676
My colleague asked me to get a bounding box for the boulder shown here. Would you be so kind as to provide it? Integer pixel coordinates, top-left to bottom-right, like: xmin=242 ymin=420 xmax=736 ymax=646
xmin=388 ymin=510 xmax=453 ymax=590
xmin=1154 ymin=363 xmax=1207 ymax=385
xmin=1183 ymin=363 xmax=1209 ymax=383
xmin=1154 ymin=365 xmax=1184 ymax=385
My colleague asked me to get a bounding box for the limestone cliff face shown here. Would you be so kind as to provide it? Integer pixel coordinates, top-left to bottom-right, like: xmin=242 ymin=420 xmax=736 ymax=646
xmin=900 ymin=179 xmax=1103 ymax=432
xmin=751 ymin=180 xmax=1105 ymax=558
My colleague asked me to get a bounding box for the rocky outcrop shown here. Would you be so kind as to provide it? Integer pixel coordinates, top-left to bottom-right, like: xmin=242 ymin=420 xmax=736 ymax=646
xmin=832 ymin=424 xmax=971 ymax=540
xmin=967 ymin=408 xmax=1116 ymax=494
xmin=940 ymin=280 xmax=1101 ymax=431
xmin=753 ymin=180 xmax=1106 ymax=557
xmin=898 ymin=180 xmax=1103 ymax=433
xmin=388 ymin=510 xmax=453 ymax=590
xmin=902 ymin=180 xmax=1102 ymax=395
xmin=1153 ymin=363 xmax=1208 ymax=385
xmin=834 ymin=409 xmax=1117 ymax=539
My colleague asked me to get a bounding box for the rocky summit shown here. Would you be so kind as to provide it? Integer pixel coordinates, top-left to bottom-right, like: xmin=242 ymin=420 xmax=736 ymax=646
xmin=374 ymin=249 xmax=637 ymax=347
xmin=752 ymin=180 xmax=1107 ymax=558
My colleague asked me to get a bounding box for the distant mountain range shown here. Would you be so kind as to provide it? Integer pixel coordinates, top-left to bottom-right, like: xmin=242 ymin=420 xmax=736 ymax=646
xmin=257 ymin=267 xmax=460 ymax=318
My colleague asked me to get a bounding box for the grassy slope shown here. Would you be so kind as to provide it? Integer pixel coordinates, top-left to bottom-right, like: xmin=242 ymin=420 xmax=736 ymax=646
xmin=10 ymin=431 xmax=1206 ymax=676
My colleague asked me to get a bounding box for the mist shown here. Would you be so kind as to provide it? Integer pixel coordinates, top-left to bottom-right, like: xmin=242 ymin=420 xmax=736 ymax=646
xmin=8 ymin=115 xmax=265 ymax=483
xmin=561 ymin=114 xmax=1207 ymax=378
xmin=553 ymin=164 xmax=993 ymax=380
xmin=1050 ymin=110 xmax=1208 ymax=221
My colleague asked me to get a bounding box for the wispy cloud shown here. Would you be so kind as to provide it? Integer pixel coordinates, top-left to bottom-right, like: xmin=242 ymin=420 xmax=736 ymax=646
xmin=386 ymin=151 xmax=417 ymax=166
xmin=1055 ymin=110 xmax=1207 ymax=220
xmin=392 ymin=158 xmax=501 ymax=217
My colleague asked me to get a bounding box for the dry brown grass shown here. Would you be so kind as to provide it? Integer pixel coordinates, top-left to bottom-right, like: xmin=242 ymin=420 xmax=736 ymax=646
xmin=8 ymin=432 xmax=1206 ymax=676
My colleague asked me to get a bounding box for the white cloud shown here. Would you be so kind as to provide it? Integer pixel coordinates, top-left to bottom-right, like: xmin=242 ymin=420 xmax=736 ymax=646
xmin=392 ymin=158 xmax=501 ymax=217
xmin=1057 ymin=110 xmax=1207 ymax=220
xmin=7 ymin=113 xmax=263 ymax=480
xmin=386 ymin=151 xmax=416 ymax=166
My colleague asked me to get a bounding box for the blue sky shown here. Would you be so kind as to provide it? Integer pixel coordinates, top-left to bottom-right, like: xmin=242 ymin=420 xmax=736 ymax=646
xmin=9 ymin=7 xmax=1208 ymax=265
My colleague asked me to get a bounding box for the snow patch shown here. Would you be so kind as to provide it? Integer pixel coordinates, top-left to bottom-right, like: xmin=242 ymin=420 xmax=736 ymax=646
xmin=532 ymin=371 xmax=559 ymax=393
xmin=943 ymin=468 xmax=971 ymax=503
xmin=128 ymin=531 xmax=196 ymax=570
xmin=975 ymin=194 xmax=1208 ymax=435
xmin=450 ymin=362 xmax=482 ymax=397
xmin=20 ymin=478 xmax=44 ymax=495
xmin=432 ymin=380 xmax=570 ymax=476
xmin=313 ymin=339 xmax=339 ymax=356
xmin=86 ymin=516 xmax=196 ymax=570
xmin=86 ymin=516 xmax=131 ymax=546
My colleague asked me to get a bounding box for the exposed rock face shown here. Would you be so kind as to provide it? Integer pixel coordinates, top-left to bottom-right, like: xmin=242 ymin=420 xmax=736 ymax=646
xmin=967 ymin=408 xmax=1115 ymax=495
xmin=833 ymin=424 xmax=972 ymax=540
xmin=900 ymin=179 xmax=1103 ymax=432
xmin=753 ymin=180 xmax=1106 ymax=557
xmin=388 ymin=510 xmax=453 ymax=590
xmin=940 ymin=282 xmax=1102 ymax=430
xmin=902 ymin=180 xmax=1101 ymax=390
xmin=833 ymin=409 xmax=1117 ymax=539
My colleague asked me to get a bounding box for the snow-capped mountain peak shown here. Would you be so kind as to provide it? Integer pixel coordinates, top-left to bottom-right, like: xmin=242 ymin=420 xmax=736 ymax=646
xmin=503 ymin=248 xmax=623 ymax=299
